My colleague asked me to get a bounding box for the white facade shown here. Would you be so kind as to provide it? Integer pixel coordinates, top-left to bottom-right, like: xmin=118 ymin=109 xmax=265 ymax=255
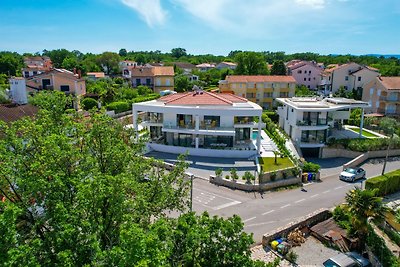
xmin=132 ymin=92 xmax=263 ymax=158
xmin=276 ymin=97 xmax=369 ymax=155
xmin=9 ymin=77 xmax=27 ymax=104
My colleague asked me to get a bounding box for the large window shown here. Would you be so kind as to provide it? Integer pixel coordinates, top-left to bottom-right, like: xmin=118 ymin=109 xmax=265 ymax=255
xmin=177 ymin=114 xmax=194 ymax=128
xmin=203 ymin=135 xmax=233 ymax=148
xmin=301 ymin=130 xmax=326 ymax=144
xmin=235 ymin=128 xmax=250 ymax=141
xmin=202 ymin=115 xmax=220 ymax=128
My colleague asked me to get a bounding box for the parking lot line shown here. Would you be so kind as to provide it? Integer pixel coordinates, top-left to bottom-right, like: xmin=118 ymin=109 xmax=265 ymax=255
xmin=262 ymin=209 xmax=275 ymax=215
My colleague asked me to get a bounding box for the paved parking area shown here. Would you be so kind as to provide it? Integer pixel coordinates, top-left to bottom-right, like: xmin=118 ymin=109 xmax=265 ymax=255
xmin=304 ymin=157 xmax=350 ymax=178
xmin=145 ymin=151 xmax=257 ymax=178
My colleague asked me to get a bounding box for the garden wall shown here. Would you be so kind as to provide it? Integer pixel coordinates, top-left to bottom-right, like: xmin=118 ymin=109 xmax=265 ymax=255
xmin=209 ymin=174 xmax=301 ymax=192
xmin=321 ymin=148 xmax=363 ymax=159
xmin=262 ymin=209 xmax=331 ymax=247
xmin=342 ymin=149 xmax=400 ymax=170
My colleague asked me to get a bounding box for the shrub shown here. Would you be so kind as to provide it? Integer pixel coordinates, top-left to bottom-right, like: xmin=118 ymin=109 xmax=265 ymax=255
xmin=230 ymin=168 xmax=239 ymax=181
xmin=282 ymin=171 xmax=288 ymax=179
xmin=367 ymin=225 xmax=400 ymax=266
xmin=291 ymin=168 xmax=300 ymax=177
xmin=81 ymin=97 xmax=98 ymax=110
xmin=225 ymin=174 xmax=230 ymax=180
xmin=366 ymin=169 xmax=400 ymax=196
xmin=106 ymin=101 xmax=130 ymax=113
xmin=285 ymin=251 xmax=298 ymax=263
xmin=215 ymin=168 xmax=223 ymax=177
xmin=302 ymin=161 xmax=321 ymax=173
xmin=243 ymin=171 xmax=255 ymax=183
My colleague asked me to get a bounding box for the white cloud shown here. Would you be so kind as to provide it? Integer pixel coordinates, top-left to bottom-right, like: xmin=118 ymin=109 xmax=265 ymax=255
xmin=121 ymin=0 xmax=167 ymax=27
xmin=295 ymin=0 xmax=326 ymax=9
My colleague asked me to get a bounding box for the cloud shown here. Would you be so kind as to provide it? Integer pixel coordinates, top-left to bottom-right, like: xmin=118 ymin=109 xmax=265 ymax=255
xmin=121 ymin=0 xmax=167 ymax=27
xmin=295 ymin=0 xmax=326 ymax=9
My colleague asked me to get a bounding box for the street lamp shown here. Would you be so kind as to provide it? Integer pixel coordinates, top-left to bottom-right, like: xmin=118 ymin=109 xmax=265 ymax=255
xmin=382 ymin=133 xmax=398 ymax=176
xmin=187 ymin=172 xmax=194 ymax=212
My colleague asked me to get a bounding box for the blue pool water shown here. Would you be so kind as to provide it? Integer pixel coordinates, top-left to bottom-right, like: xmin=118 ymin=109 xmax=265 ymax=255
xmin=252 ymin=131 xmax=263 ymax=140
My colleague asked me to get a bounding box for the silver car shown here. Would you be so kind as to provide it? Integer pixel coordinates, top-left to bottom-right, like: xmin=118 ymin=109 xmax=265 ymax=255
xmin=339 ymin=167 xmax=366 ymax=182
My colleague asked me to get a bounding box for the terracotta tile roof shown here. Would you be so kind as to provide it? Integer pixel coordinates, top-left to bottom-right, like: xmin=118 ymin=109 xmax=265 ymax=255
xmin=159 ymin=91 xmax=247 ymax=106
xmin=87 ymin=72 xmax=105 ymax=78
xmin=196 ymin=63 xmax=216 ymax=68
xmin=225 ymin=75 xmax=296 ymax=83
xmin=173 ymin=62 xmax=196 ymax=69
xmin=378 ymin=77 xmax=400 ymax=90
xmin=131 ymin=67 xmax=154 ymax=77
xmin=131 ymin=66 xmax=174 ymax=77
xmin=218 ymin=62 xmax=237 ymax=66
xmin=152 ymin=66 xmax=174 ymax=76
xmin=0 ymin=104 xmax=38 ymax=123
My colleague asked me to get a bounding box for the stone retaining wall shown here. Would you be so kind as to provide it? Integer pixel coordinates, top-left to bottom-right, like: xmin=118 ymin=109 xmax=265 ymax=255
xmin=322 ymin=148 xmax=400 ymax=160
xmin=262 ymin=209 xmax=331 ymax=247
xmin=210 ymin=175 xmax=301 ymax=192
xmin=342 ymin=149 xmax=400 ymax=170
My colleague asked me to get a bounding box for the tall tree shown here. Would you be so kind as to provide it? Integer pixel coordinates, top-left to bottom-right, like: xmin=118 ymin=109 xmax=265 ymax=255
xmin=118 ymin=48 xmax=127 ymax=57
xmin=235 ymin=52 xmax=268 ymax=75
xmin=270 ymin=60 xmax=287 ymax=75
xmin=42 ymin=49 xmax=74 ymax=68
xmin=96 ymin=52 xmax=120 ymax=75
xmin=171 ymin=48 xmax=187 ymax=58
xmin=0 ymin=52 xmax=23 ymax=76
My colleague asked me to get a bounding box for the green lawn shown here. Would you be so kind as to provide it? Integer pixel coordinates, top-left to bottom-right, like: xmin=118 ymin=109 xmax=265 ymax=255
xmin=347 ymin=126 xmax=380 ymax=138
xmin=259 ymin=157 xmax=294 ymax=172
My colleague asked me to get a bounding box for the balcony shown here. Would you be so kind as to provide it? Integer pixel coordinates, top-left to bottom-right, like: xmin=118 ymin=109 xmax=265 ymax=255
xmin=296 ymin=119 xmax=329 ymax=126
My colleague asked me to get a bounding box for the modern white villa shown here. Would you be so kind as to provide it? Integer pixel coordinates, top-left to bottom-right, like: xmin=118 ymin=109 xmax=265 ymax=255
xmin=276 ymin=97 xmax=370 ymax=157
xmin=132 ymin=91 xmax=263 ymax=158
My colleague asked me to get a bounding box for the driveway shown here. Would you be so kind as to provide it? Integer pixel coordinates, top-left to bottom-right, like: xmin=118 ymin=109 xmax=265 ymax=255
xmin=145 ymin=151 xmax=257 ymax=178
xmin=304 ymin=157 xmax=350 ymax=178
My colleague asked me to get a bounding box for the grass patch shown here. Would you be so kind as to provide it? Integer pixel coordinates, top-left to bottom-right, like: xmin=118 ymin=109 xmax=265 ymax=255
xmin=259 ymin=157 xmax=294 ymax=172
xmin=347 ymin=126 xmax=380 ymax=138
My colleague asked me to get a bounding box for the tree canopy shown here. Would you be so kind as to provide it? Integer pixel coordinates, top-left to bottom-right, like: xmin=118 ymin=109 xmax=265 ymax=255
xmin=270 ymin=60 xmax=287 ymax=75
xmin=234 ymin=52 xmax=269 ymax=75
xmin=0 ymin=91 xmax=275 ymax=266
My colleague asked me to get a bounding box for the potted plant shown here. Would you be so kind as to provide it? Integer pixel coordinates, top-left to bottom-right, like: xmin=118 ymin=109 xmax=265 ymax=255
xmin=215 ymin=168 xmax=223 ymax=178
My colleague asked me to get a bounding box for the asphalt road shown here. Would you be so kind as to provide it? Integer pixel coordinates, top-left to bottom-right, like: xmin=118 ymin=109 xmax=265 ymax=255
xmin=191 ymin=157 xmax=400 ymax=243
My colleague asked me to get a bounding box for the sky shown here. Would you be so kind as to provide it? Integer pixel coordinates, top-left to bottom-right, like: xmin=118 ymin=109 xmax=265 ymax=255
xmin=0 ymin=0 xmax=399 ymax=56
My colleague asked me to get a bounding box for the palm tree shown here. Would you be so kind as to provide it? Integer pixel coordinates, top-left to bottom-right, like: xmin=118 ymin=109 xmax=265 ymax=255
xmin=345 ymin=188 xmax=388 ymax=244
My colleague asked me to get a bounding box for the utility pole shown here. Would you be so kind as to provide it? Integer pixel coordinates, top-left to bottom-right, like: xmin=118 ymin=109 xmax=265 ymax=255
xmin=382 ymin=134 xmax=396 ymax=176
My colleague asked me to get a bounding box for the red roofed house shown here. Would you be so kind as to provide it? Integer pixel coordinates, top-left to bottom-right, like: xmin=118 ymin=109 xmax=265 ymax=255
xmin=23 ymin=56 xmax=53 ymax=78
xmin=287 ymin=61 xmax=322 ymax=90
xmin=219 ymin=75 xmax=296 ymax=109
xmin=132 ymin=90 xmax=263 ymax=158
xmin=0 ymin=103 xmax=38 ymax=123
xmin=130 ymin=66 xmax=174 ymax=93
xmin=362 ymin=76 xmax=400 ymax=116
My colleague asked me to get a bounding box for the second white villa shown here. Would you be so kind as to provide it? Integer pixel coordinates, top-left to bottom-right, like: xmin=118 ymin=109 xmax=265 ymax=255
xmin=132 ymin=90 xmax=263 ymax=158
xmin=276 ymin=97 xmax=370 ymax=157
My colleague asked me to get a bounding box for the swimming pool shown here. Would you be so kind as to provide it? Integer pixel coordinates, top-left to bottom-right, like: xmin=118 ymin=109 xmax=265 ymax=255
xmin=252 ymin=131 xmax=263 ymax=140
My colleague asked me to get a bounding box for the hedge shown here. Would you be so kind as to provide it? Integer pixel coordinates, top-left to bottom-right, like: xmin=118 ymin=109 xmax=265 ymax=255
xmin=107 ymin=101 xmax=130 ymax=113
xmin=327 ymin=137 xmax=400 ymax=152
xmin=366 ymin=169 xmax=400 ymax=196
xmin=302 ymin=161 xmax=321 ymax=173
xmin=81 ymin=97 xmax=98 ymax=110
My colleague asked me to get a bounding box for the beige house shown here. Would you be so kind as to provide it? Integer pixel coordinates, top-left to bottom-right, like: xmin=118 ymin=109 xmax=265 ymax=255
xmin=26 ymin=69 xmax=86 ymax=109
xmin=23 ymin=56 xmax=53 ymax=77
xmin=321 ymin=63 xmax=379 ymax=94
xmin=130 ymin=66 xmax=174 ymax=93
xmin=362 ymin=76 xmax=400 ymax=116
xmin=219 ymin=75 xmax=296 ymax=109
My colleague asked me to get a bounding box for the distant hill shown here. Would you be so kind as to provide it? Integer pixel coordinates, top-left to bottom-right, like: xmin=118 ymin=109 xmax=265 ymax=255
xmin=365 ymin=54 xmax=400 ymax=59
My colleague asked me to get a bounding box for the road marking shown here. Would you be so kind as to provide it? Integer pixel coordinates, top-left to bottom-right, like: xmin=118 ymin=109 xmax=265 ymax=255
xmin=295 ymin=198 xmax=305 ymax=203
xmin=245 ymin=221 xmax=277 ymax=228
xmin=310 ymin=194 xmax=319 ymax=198
xmin=262 ymin=210 xmax=275 ymax=215
xmin=243 ymin=216 xmax=256 ymax=223
xmin=280 ymin=204 xmax=291 ymax=209
xmin=334 ymin=186 xmax=344 ymax=190
xmin=193 ymin=188 xmax=240 ymax=202
xmin=213 ymin=201 xmax=242 ymax=210
xmin=322 ymin=190 xmax=331 ymax=194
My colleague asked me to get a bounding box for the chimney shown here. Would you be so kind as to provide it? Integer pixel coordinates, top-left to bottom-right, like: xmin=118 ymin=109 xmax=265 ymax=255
xmin=78 ymin=69 xmax=82 ymax=79
xmin=73 ymin=68 xmax=77 ymax=75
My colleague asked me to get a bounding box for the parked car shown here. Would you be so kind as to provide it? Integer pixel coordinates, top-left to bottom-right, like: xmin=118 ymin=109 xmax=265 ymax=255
xmin=323 ymin=252 xmax=371 ymax=267
xmin=345 ymin=252 xmax=371 ymax=267
xmin=323 ymin=253 xmax=358 ymax=267
xmin=339 ymin=167 xmax=366 ymax=182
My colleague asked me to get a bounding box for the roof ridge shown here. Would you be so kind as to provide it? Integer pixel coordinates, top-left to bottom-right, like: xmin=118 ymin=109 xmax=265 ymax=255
xmin=204 ymin=91 xmax=233 ymax=105
xmin=164 ymin=92 xmax=191 ymax=104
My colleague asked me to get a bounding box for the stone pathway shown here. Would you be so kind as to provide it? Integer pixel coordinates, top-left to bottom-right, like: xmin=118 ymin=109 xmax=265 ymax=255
xmin=251 ymin=245 xmax=294 ymax=267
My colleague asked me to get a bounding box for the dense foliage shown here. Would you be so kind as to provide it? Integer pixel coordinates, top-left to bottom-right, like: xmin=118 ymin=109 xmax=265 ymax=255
xmin=366 ymin=169 xmax=400 ymax=196
xmin=327 ymin=136 xmax=400 ymax=152
xmin=0 ymin=91 xmax=275 ymax=266
xmin=302 ymin=161 xmax=321 ymax=173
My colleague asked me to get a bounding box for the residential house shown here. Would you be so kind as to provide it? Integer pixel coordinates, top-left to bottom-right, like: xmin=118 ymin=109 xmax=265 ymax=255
xmin=86 ymin=72 xmax=105 ymax=81
xmin=25 ymin=69 xmax=86 ymax=109
xmin=22 ymin=56 xmax=53 ymax=78
xmin=131 ymin=66 xmax=174 ymax=93
xmin=0 ymin=103 xmax=38 ymax=123
xmin=219 ymin=75 xmax=296 ymax=110
xmin=287 ymin=61 xmax=322 ymax=90
xmin=216 ymin=62 xmax=237 ymax=70
xmin=320 ymin=63 xmax=379 ymax=94
xmin=362 ymin=76 xmax=400 ymax=116
xmin=196 ymin=63 xmax=216 ymax=72
xmin=133 ymin=90 xmax=262 ymax=158
xmin=172 ymin=62 xmax=196 ymax=74
xmin=120 ymin=60 xmax=138 ymax=78
xmin=276 ymin=97 xmax=369 ymax=157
